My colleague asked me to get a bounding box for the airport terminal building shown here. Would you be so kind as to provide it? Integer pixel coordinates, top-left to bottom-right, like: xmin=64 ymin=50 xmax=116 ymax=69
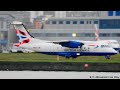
xmin=0 ymin=11 xmax=120 ymax=51
xmin=31 ymin=11 xmax=120 ymax=41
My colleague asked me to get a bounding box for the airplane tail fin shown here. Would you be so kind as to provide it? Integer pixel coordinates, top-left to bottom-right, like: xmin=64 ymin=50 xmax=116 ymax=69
xmin=11 ymin=21 xmax=34 ymax=45
xmin=94 ymin=24 xmax=100 ymax=41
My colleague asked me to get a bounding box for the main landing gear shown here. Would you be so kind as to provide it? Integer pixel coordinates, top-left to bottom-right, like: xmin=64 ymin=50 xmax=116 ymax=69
xmin=65 ymin=56 xmax=77 ymax=59
xmin=104 ymin=55 xmax=111 ymax=59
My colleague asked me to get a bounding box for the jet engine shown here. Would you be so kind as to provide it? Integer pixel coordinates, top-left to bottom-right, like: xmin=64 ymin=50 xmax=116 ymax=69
xmin=59 ymin=41 xmax=84 ymax=48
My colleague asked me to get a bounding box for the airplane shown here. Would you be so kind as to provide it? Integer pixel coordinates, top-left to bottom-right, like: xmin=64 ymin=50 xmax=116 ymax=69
xmin=11 ymin=21 xmax=118 ymax=59
xmin=94 ymin=24 xmax=120 ymax=53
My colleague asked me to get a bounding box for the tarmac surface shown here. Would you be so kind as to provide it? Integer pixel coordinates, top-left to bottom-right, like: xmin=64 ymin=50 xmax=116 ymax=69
xmin=0 ymin=71 xmax=120 ymax=79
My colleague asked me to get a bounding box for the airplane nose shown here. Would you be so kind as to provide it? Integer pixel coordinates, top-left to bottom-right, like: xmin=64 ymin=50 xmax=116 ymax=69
xmin=113 ymin=49 xmax=118 ymax=54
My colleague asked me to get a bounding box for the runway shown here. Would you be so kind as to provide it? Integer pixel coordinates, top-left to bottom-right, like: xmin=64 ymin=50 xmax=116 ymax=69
xmin=0 ymin=71 xmax=120 ymax=79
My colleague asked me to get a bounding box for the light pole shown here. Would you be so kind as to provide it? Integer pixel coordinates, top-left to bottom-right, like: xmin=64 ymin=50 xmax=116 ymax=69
xmin=40 ymin=15 xmax=49 ymax=29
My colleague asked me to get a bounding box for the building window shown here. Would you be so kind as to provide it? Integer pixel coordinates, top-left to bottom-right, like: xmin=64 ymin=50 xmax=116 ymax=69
xmin=81 ymin=33 xmax=85 ymax=37
xmin=1 ymin=21 xmax=3 ymax=28
xmin=76 ymin=33 xmax=94 ymax=37
xmin=94 ymin=21 xmax=98 ymax=24
xmin=89 ymin=21 xmax=91 ymax=24
xmin=112 ymin=33 xmax=120 ymax=37
xmin=66 ymin=21 xmax=71 ymax=24
xmin=59 ymin=21 xmax=63 ymax=24
xmin=7 ymin=24 xmax=10 ymax=28
xmin=80 ymin=21 xmax=84 ymax=24
xmin=99 ymin=19 xmax=120 ymax=29
xmin=43 ymin=11 xmax=55 ymax=17
xmin=99 ymin=33 xmax=107 ymax=37
xmin=87 ymin=21 xmax=89 ymax=24
xmin=115 ymin=11 xmax=120 ymax=16
xmin=108 ymin=11 xmax=113 ymax=16
xmin=32 ymin=33 xmax=45 ymax=37
xmin=58 ymin=33 xmax=71 ymax=37
xmin=84 ymin=33 xmax=93 ymax=37
xmin=73 ymin=21 xmax=77 ymax=24
xmin=107 ymin=33 xmax=110 ymax=37
xmin=86 ymin=21 xmax=91 ymax=24
xmin=45 ymin=33 xmax=57 ymax=37
xmin=110 ymin=33 xmax=112 ymax=37
xmin=52 ymin=21 xmax=56 ymax=24
xmin=46 ymin=21 xmax=50 ymax=24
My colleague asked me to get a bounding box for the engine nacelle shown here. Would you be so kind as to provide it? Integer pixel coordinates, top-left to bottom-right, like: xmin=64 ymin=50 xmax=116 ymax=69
xmin=60 ymin=41 xmax=84 ymax=48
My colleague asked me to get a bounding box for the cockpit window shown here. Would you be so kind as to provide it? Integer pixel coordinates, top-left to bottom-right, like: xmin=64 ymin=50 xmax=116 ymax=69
xmin=109 ymin=41 xmax=118 ymax=44
xmin=113 ymin=42 xmax=118 ymax=44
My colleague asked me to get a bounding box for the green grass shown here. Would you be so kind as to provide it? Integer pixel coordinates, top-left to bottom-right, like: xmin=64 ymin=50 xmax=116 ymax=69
xmin=0 ymin=53 xmax=120 ymax=63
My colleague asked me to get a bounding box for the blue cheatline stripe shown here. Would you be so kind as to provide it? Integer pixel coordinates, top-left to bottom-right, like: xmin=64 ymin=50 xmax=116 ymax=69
xmin=38 ymin=52 xmax=117 ymax=57
xmin=21 ymin=36 xmax=27 ymax=39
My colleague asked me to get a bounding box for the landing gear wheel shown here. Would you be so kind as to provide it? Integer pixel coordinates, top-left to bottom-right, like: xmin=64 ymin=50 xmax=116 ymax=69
xmin=65 ymin=55 xmax=71 ymax=59
xmin=104 ymin=55 xmax=110 ymax=59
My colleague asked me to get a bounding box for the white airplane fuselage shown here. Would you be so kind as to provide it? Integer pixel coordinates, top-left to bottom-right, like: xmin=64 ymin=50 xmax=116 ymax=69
xmin=19 ymin=39 xmax=117 ymax=58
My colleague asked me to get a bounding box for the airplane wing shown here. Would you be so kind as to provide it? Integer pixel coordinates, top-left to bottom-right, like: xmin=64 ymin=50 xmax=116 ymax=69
xmin=50 ymin=40 xmax=84 ymax=48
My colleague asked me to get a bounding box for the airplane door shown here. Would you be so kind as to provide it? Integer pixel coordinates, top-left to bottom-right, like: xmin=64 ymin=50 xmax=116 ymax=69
xmin=93 ymin=45 xmax=99 ymax=52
